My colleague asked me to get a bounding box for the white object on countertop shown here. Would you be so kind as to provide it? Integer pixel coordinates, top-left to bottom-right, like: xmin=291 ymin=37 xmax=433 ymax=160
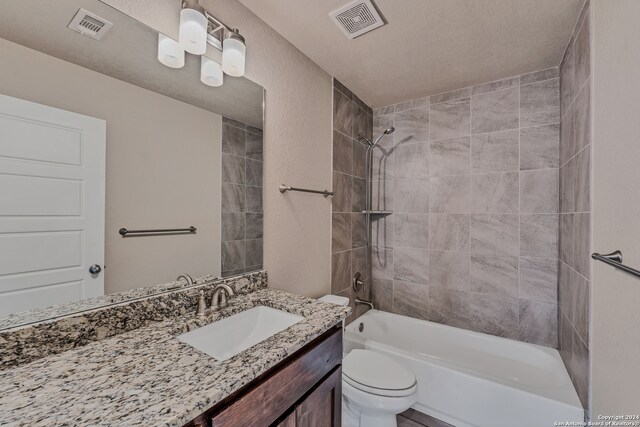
xmin=177 ymin=306 xmax=303 ymax=361
xmin=318 ymin=294 xmax=349 ymax=306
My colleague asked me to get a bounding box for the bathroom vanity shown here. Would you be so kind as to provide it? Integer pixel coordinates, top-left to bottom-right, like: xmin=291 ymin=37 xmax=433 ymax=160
xmin=188 ymin=326 xmax=342 ymax=427
xmin=0 ymin=273 xmax=350 ymax=427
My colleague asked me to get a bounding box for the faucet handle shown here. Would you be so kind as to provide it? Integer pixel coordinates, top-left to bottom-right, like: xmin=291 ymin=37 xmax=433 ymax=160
xmin=187 ymin=288 xmax=208 ymax=316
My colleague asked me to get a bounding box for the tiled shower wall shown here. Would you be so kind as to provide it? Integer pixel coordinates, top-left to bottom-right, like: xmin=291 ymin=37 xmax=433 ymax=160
xmin=558 ymin=0 xmax=591 ymax=410
xmin=221 ymin=117 xmax=264 ymax=277
xmin=370 ymin=68 xmax=561 ymax=347
xmin=331 ymin=79 xmax=373 ymax=322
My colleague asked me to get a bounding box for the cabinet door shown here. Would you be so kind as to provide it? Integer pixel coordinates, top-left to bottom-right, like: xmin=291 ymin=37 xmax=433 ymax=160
xmin=296 ymin=367 xmax=342 ymax=427
xmin=274 ymin=411 xmax=297 ymax=427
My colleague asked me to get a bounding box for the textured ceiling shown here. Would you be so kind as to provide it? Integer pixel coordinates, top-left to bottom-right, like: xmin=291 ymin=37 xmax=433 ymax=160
xmin=0 ymin=0 xmax=263 ymax=127
xmin=239 ymin=0 xmax=584 ymax=107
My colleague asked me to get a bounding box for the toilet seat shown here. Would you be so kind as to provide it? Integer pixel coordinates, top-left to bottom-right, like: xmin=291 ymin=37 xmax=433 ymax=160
xmin=342 ymin=349 xmax=417 ymax=397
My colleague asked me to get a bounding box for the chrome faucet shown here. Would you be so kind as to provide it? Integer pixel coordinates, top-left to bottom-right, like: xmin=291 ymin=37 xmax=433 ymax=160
xmin=355 ymin=298 xmax=374 ymax=310
xmin=210 ymin=283 xmax=235 ymax=312
xmin=177 ymin=274 xmax=195 ymax=286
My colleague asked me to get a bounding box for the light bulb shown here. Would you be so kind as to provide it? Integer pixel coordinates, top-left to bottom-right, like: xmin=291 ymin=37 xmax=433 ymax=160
xmin=157 ymin=34 xmax=185 ymax=68
xmin=201 ymin=57 xmax=223 ymax=87
xmin=179 ymin=7 xmax=207 ymax=55
xmin=222 ymin=31 xmax=246 ymax=77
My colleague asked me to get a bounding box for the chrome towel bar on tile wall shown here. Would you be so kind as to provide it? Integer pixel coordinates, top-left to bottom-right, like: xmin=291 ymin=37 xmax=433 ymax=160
xmin=591 ymin=250 xmax=640 ymax=279
xmin=279 ymin=184 xmax=334 ymax=198
xmin=119 ymin=226 xmax=197 ymax=236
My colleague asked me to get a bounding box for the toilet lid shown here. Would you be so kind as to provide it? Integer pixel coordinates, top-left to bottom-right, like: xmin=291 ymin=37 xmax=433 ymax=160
xmin=342 ymin=349 xmax=417 ymax=397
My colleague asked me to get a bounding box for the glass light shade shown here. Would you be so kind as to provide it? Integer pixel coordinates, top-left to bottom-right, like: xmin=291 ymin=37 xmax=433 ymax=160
xmin=200 ymin=57 xmax=223 ymax=87
xmin=222 ymin=36 xmax=246 ymax=77
xmin=157 ymin=34 xmax=185 ymax=68
xmin=179 ymin=8 xmax=207 ymax=55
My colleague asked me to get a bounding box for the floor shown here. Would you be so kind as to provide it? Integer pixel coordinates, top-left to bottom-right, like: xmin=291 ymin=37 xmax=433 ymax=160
xmin=397 ymin=409 xmax=455 ymax=427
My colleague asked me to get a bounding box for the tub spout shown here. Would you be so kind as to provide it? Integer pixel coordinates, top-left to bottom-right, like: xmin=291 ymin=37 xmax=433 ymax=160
xmin=355 ymin=298 xmax=374 ymax=310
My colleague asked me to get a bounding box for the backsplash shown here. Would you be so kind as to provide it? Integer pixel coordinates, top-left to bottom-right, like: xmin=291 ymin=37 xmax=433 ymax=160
xmin=366 ymin=68 xmax=561 ymax=347
xmin=0 ymin=271 xmax=267 ymax=370
xmin=558 ymin=0 xmax=591 ymax=410
xmin=331 ymin=79 xmax=373 ymax=323
xmin=221 ymin=117 xmax=264 ymax=277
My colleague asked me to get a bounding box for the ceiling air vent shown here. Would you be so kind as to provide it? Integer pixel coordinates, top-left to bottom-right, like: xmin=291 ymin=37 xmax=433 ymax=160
xmin=329 ymin=0 xmax=385 ymax=40
xmin=67 ymin=8 xmax=113 ymax=40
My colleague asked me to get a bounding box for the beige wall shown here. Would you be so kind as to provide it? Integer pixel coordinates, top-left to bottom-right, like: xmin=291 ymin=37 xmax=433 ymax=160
xmin=103 ymin=0 xmax=333 ymax=297
xmin=0 ymin=38 xmax=222 ymax=294
xmin=591 ymin=0 xmax=640 ymax=416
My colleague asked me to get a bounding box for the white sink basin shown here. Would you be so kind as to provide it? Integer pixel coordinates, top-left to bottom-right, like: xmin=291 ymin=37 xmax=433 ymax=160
xmin=177 ymin=306 xmax=304 ymax=361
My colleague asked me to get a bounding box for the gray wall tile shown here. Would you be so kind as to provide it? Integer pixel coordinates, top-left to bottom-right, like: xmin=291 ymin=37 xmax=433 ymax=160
xmin=520 ymin=169 xmax=559 ymax=213
xmin=519 ymin=257 xmax=558 ymax=303
xmin=245 ymin=239 xmax=263 ymax=267
xmin=520 ymin=124 xmax=559 ymax=170
xmin=574 ymin=13 xmax=590 ymax=92
xmin=471 ymin=130 xmax=519 ymax=173
xmin=520 ymin=78 xmax=560 ymax=127
xmin=471 ymin=88 xmax=519 ymax=134
xmin=370 ymin=214 xmax=393 ymax=249
xmin=470 ymin=254 xmax=518 ymax=297
xmin=560 ymin=48 xmax=576 ymax=118
xmin=222 ymin=183 xmax=245 ymax=213
xmin=372 ymin=279 xmax=394 ymax=312
xmin=245 ymin=130 xmax=263 ymax=161
xmin=394 ymin=143 xmax=430 ymax=180
xmin=222 ymin=123 xmax=245 ymax=156
xmin=572 ymin=329 xmax=589 ymax=408
xmin=351 ymin=213 xmax=367 ymax=249
xmin=245 ymin=213 xmax=263 ymax=239
xmin=428 ymin=288 xmax=469 ymax=328
xmin=432 ymin=87 xmax=471 ymax=104
xmin=222 ymin=153 xmax=245 ymax=184
xmin=334 ymin=89 xmax=356 ymax=137
xmin=394 ymin=214 xmax=429 ymax=248
xmin=429 ymin=175 xmax=470 ymax=213
xmin=573 ymin=273 xmax=590 ymax=344
xmin=429 ymin=251 xmax=469 ymax=290
xmin=394 ymin=247 xmax=429 ymax=284
xmin=574 ymin=213 xmax=590 ymax=279
xmin=471 ymin=172 xmax=519 ymax=213
xmin=395 ymin=179 xmax=430 ymax=213
xmin=470 ymin=214 xmax=519 ymax=256
xmin=371 ymin=179 xmax=394 ymax=211
xmin=472 ymin=76 xmax=519 ymax=95
xmin=429 ymin=137 xmax=470 ymax=177
xmin=520 ymin=214 xmax=559 ymax=258
xmin=222 ymin=212 xmax=245 ymax=241
xmin=333 ymin=130 xmax=353 ymax=175
xmin=395 ymin=108 xmax=429 ymax=144
xmin=575 ymin=147 xmax=590 ymax=212
xmin=332 ymin=172 xmax=352 ymax=213
xmin=245 ymin=186 xmax=263 ymax=213
xmin=331 ymin=251 xmax=351 ymax=294
xmin=468 ymin=294 xmax=518 ymax=338
xmin=372 ymin=247 xmax=394 ymax=281
xmin=332 ymin=213 xmax=351 ymax=253
xmin=222 ymin=241 xmax=244 ymax=271
xmin=518 ymin=299 xmax=558 ymax=347
xmin=429 ymin=214 xmax=470 ymax=252
xmin=520 ymin=67 xmax=559 ymax=85
xmin=393 ymin=280 xmax=429 ymax=320
xmin=246 ymin=159 xmax=263 ymax=187
xmin=430 ymin=98 xmax=471 ymax=140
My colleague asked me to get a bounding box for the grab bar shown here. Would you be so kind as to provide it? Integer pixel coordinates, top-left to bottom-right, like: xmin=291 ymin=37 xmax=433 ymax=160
xmin=279 ymin=184 xmax=334 ymax=198
xmin=119 ymin=226 xmax=197 ymax=236
xmin=592 ymin=250 xmax=640 ymax=279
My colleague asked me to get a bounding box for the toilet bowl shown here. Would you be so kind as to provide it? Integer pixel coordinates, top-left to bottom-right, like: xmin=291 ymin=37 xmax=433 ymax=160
xmin=318 ymin=295 xmax=418 ymax=427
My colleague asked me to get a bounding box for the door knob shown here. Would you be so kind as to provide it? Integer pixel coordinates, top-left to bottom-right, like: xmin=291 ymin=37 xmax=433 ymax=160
xmin=89 ymin=264 xmax=102 ymax=275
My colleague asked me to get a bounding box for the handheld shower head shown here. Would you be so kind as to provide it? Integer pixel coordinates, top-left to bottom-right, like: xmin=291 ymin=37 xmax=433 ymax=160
xmin=384 ymin=127 xmax=395 ymax=135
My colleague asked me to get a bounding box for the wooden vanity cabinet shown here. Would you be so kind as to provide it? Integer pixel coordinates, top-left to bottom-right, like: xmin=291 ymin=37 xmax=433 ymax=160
xmin=185 ymin=325 xmax=343 ymax=427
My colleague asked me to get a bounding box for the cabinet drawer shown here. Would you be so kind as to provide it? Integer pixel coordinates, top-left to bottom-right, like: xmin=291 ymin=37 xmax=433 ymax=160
xmin=211 ymin=326 xmax=342 ymax=427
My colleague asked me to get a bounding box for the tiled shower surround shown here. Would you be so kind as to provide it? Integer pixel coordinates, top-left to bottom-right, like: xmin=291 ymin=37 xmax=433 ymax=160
xmin=221 ymin=117 xmax=264 ymax=277
xmin=558 ymin=0 xmax=591 ymax=409
xmin=369 ymin=68 xmax=561 ymax=347
xmin=331 ymin=79 xmax=373 ymax=322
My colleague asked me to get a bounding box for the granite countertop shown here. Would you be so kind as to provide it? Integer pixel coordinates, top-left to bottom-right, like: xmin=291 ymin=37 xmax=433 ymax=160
xmin=0 ymin=289 xmax=350 ymax=427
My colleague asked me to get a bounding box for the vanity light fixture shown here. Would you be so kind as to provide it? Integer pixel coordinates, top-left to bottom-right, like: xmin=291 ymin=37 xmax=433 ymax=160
xmin=201 ymin=56 xmax=223 ymax=87
xmin=157 ymin=0 xmax=246 ymax=85
xmin=157 ymin=34 xmax=185 ymax=68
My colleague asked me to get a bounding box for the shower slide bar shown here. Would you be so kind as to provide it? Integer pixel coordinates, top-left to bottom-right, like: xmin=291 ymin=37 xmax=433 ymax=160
xmin=119 ymin=226 xmax=197 ymax=236
xmin=592 ymin=250 xmax=640 ymax=279
xmin=279 ymin=184 xmax=334 ymax=197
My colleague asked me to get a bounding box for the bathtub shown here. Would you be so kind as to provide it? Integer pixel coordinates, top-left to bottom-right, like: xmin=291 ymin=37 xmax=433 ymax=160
xmin=343 ymin=310 xmax=584 ymax=427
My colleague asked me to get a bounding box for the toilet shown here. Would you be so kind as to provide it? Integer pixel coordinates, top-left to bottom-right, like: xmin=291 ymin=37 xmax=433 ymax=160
xmin=319 ymin=295 xmax=418 ymax=427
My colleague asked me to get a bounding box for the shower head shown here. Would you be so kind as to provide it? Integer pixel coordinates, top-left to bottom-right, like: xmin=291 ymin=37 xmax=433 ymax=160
xmin=384 ymin=127 xmax=395 ymax=135
xmin=370 ymin=127 xmax=395 ymax=148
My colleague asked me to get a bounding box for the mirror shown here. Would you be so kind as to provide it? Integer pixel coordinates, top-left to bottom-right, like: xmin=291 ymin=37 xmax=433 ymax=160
xmin=0 ymin=0 xmax=264 ymax=328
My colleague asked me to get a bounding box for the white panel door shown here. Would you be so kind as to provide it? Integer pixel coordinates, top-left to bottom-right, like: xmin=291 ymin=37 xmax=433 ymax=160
xmin=0 ymin=94 xmax=105 ymax=317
